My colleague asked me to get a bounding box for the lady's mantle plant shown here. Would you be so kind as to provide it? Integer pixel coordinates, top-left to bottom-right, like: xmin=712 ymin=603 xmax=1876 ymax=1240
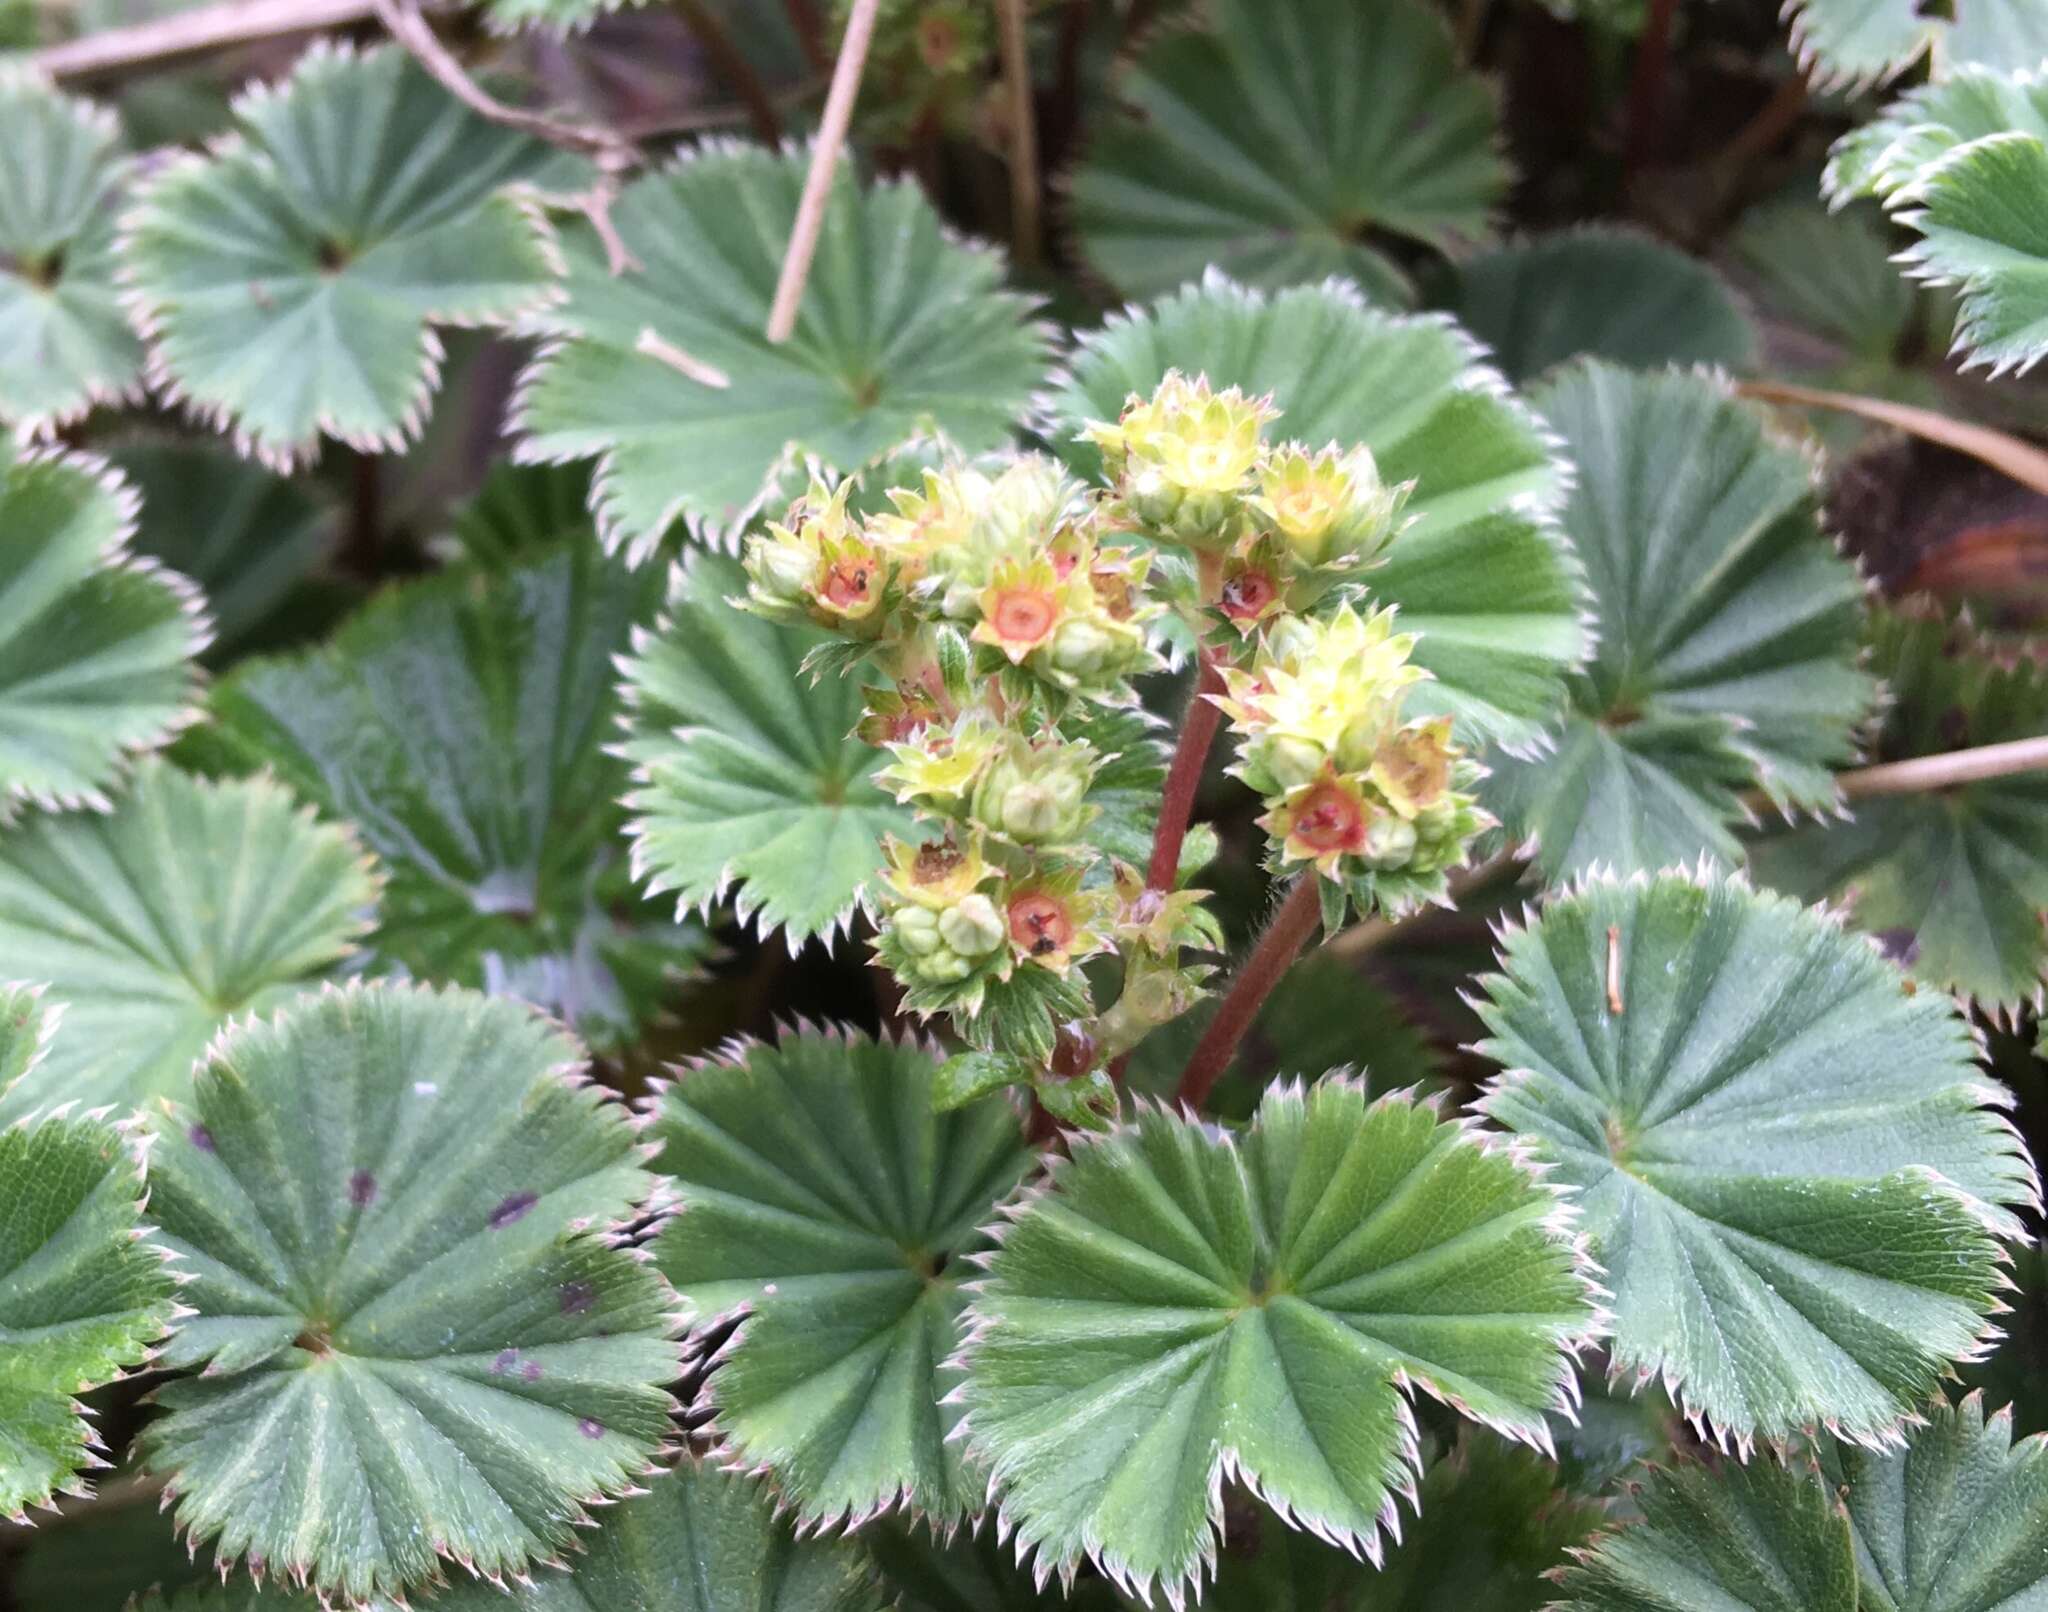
xmin=739 ymin=373 xmax=1485 ymax=1121
xmin=8 ymin=0 xmax=2048 ymax=1608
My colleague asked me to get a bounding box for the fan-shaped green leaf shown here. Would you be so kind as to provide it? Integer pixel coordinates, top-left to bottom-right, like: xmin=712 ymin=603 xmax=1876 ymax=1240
xmin=1824 ymin=68 xmax=2048 ymax=376
xmin=648 ymin=1027 xmax=1035 ymax=1526
xmin=198 ymin=545 xmax=703 ymax=1049
xmin=119 ymin=42 xmax=566 ymax=468
xmin=1069 ymin=0 xmax=1505 ymax=304
xmin=0 ymin=71 xmax=146 ymax=435
xmin=1045 ymin=275 xmax=1588 ymax=753
xmin=1786 ymin=0 xmax=2048 ymax=90
xmin=957 ymin=1079 xmax=1600 ymax=1600
xmin=1486 ymin=363 xmax=1875 ymax=881
xmin=1476 ymin=869 xmax=2036 ymax=1448
xmin=1548 ymin=1455 xmax=1857 ymax=1612
xmin=1442 ymin=229 xmax=1754 ymax=384
xmin=513 ymin=143 xmax=1050 ymax=559
xmin=113 ymin=440 xmax=336 ymax=660
xmin=869 ymin=1519 xmax=1125 ymax=1612
xmin=0 ymin=445 xmax=208 ymax=814
xmin=137 ymin=982 xmax=679 ymax=1601
xmin=441 ymin=460 xmax=597 ymax=571
xmin=1822 ymin=1390 xmax=2048 ymax=1609
xmin=0 ymin=762 xmax=376 ymax=1122
xmin=1 ymin=995 xmax=178 ymax=1518
xmin=1749 ymin=605 xmax=2048 ymax=1015
xmin=619 ymin=552 xmax=912 ymax=946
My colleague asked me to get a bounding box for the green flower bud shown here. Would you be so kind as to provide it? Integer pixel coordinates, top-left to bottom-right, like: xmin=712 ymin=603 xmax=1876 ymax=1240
xmin=745 ymin=530 xmax=818 ymax=606
xmin=1051 ymin=617 xmax=1117 ymax=675
xmin=971 ymin=738 xmax=1097 ymax=845
xmin=1256 ymin=733 xmax=1327 ymax=793
xmin=938 ymin=892 xmax=1005 ymax=957
xmin=891 ymin=905 xmax=943 ymax=957
xmin=1361 ymin=814 xmax=1418 ymax=869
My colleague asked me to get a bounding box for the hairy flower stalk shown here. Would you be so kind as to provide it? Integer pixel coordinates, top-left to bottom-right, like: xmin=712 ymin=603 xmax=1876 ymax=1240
xmin=738 ymin=370 xmax=1483 ymax=1122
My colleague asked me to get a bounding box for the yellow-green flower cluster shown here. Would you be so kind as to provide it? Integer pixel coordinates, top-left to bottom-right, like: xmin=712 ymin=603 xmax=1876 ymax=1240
xmin=1216 ymin=606 xmax=1486 ymax=896
xmin=1083 ymin=372 xmax=1409 ymax=610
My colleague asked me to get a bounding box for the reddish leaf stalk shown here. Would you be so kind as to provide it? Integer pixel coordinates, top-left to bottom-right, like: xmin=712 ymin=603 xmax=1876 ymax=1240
xmin=1145 ymin=652 xmax=1227 ymax=891
xmin=1175 ymin=874 xmax=1321 ymax=1111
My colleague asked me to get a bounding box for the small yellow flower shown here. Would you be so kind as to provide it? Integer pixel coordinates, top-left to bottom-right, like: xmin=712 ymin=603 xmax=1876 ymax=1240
xmin=877 ymin=714 xmax=1004 ymax=809
xmin=1252 ymin=444 xmax=1404 ymax=568
xmin=1261 ymin=769 xmax=1377 ymax=877
xmin=1002 ymin=865 xmax=1113 ymax=973
xmin=879 ymin=833 xmax=998 ymax=911
xmin=1216 ymin=605 xmax=1424 ymax=777
xmin=972 ymin=555 xmax=1071 ymax=663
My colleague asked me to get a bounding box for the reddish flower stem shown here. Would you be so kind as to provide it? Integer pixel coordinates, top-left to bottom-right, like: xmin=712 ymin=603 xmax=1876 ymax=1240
xmin=1175 ymin=874 xmax=1321 ymax=1111
xmin=1145 ymin=651 xmax=1227 ymax=891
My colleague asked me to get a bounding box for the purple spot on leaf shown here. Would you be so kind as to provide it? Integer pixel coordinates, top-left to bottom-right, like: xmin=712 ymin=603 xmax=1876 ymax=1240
xmin=189 ymin=1124 xmax=214 ymax=1152
xmin=491 ymin=1348 xmax=520 ymax=1376
xmin=522 ymin=1361 xmax=543 ymax=1382
xmin=559 ymin=1281 xmax=595 ymax=1316
xmin=347 ymin=1169 xmax=377 ymax=1207
xmin=488 ymin=1191 xmax=538 ymax=1230
xmin=578 ymin=1417 xmax=605 ymax=1440
xmin=1874 ymin=927 xmax=1921 ymax=966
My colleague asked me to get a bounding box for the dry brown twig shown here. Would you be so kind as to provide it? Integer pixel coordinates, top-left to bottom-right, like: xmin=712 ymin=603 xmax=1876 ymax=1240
xmin=370 ymin=0 xmax=643 ymax=274
xmin=996 ymin=0 xmax=1042 ymax=265
xmin=34 ymin=0 xmax=379 ymax=80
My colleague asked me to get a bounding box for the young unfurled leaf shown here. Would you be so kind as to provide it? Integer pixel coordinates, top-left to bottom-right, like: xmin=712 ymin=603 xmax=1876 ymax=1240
xmin=1069 ymin=0 xmax=1505 ymax=305
xmin=513 ymin=143 xmax=1049 ymax=560
xmin=1476 ymin=869 xmax=2036 ymax=1448
xmin=113 ymin=439 xmax=337 ymax=659
xmin=0 ymin=444 xmax=208 ymax=814
xmin=137 ymin=982 xmax=679 ymax=1602
xmin=0 ymin=71 xmax=146 ymax=435
xmin=1487 ymin=363 xmax=1875 ymax=880
xmin=1749 ymin=603 xmax=2048 ymax=1015
xmin=119 ymin=43 xmax=566 ymax=467
xmin=1047 ymin=275 xmax=1588 ymax=754
xmin=1825 ymin=67 xmax=2048 ymax=376
xmin=648 ymin=1027 xmax=1036 ymax=1526
xmin=0 ymin=991 xmax=177 ymax=1520
xmin=1549 ymin=1454 xmax=1858 ymax=1611
xmin=619 ymin=553 xmax=912 ymax=947
xmin=1785 ymin=0 xmax=2048 ymax=91
xmin=1442 ymin=228 xmax=1755 ymax=383
xmin=199 ymin=546 xmax=701 ymax=1050
xmin=0 ymin=761 xmax=376 ymax=1122
xmin=958 ymin=1079 xmax=1600 ymax=1600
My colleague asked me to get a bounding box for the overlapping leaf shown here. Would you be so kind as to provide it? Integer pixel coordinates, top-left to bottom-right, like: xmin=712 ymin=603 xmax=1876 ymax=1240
xmin=0 ymin=71 xmax=146 ymax=435
xmin=1750 ymin=605 xmax=2048 ymax=1014
xmin=114 ymin=439 xmax=337 ymax=659
xmin=1045 ymin=275 xmax=1588 ymax=753
xmin=648 ymin=1027 xmax=1036 ymax=1526
xmin=0 ymin=760 xmax=376 ymax=1122
xmin=1549 ymin=1454 xmax=1858 ymax=1611
xmin=1476 ymin=870 xmax=2036 ymax=1448
xmin=1825 ymin=67 xmax=2048 ymax=376
xmin=1487 ymin=363 xmax=1875 ymax=881
xmin=958 ymin=1079 xmax=1600 ymax=1599
xmin=199 ymin=545 xmax=702 ymax=1049
xmin=1786 ymin=0 xmax=2048 ymax=90
xmin=119 ymin=43 xmax=566 ymax=467
xmin=1 ymin=987 xmax=178 ymax=1519
xmin=619 ymin=553 xmax=912 ymax=946
xmin=514 ymin=143 xmax=1049 ymax=559
xmin=138 ymin=982 xmax=680 ymax=1602
xmin=1556 ymin=1390 xmax=2048 ymax=1610
xmin=1442 ymin=229 xmax=1755 ymax=383
xmin=0 ymin=444 xmax=208 ymax=813
xmin=1069 ymin=0 xmax=1505 ymax=304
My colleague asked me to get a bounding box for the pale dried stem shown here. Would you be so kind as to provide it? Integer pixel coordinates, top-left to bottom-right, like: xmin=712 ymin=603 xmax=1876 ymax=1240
xmin=1836 ymin=734 xmax=2048 ymax=798
xmin=35 ymin=0 xmax=376 ymax=79
xmin=1738 ymin=379 xmax=2048 ymax=498
xmin=766 ymin=0 xmax=882 ymax=343
xmin=372 ymin=0 xmax=642 ymax=273
xmin=996 ymin=0 xmax=1042 ymax=265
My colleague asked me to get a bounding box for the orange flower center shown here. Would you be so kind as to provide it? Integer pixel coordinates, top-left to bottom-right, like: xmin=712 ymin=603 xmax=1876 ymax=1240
xmin=1220 ymin=569 xmax=1278 ymax=623
xmin=823 ymin=559 xmax=874 ymax=610
xmin=990 ymin=587 xmax=1059 ymax=647
xmin=1291 ymin=783 xmax=1368 ymax=856
xmin=1008 ymin=892 xmax=1074 ymax=958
